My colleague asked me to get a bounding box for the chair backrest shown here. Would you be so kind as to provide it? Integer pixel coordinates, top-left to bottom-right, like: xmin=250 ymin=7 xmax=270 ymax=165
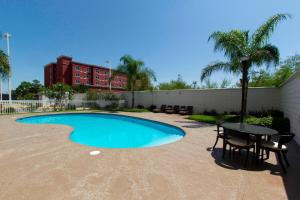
xmin=149 ymin=105 xmax=156 ymax=110
xmin=173 ymin=105 xmax=180 ymax=112
xmin=160 ymin=105 xmax=166 ymax=111
xmin=223 ymin=128 xmax=252 ymax=145
xmin=187 ymin=106 xmax=193 ymax=113
xmin=278 ymin=133 xmax=295 ymax=148
xmin=180 ymin=106 xmax=186 ymax=110
xmin=166 ymin=105 xmax=173 ymax=109
xmin=216 ymin=120 xmax=224 ymax=135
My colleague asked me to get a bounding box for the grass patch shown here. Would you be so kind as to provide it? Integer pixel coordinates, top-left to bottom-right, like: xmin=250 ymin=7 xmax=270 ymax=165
xmin=188 ymin=114 xmax=221 ymax=124
xmin=188 ymin=114 xmax=274 ymax=127
xmin=188 ymin=114 xmax=240 ymax=124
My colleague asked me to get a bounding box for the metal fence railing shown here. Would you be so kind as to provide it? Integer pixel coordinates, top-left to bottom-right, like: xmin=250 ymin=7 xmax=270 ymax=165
xmin=0 ymin=100 xmax=54 ymax=115
xmin=0 ymin=99 xmax=126 ymax=115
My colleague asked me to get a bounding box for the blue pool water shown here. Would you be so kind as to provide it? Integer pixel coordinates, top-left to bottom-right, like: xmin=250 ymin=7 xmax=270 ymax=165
xmin=17 ymin=113 xmax=185 ymax=148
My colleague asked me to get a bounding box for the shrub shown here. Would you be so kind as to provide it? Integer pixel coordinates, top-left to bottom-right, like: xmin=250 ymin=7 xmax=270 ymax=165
xmin=137 ymin=105 xmax=144 ymax=109
xmin=105 ymin=101 xmax=119 ymax=110
xmin=102 ymin=92 xmax=120 ymax=101
xmin=86 ymin=90 xmax=101 ymax=100
xmin=272 ymin=117 xmax=290 ymax=133
xmin=73 ymin=84 xmax=89 ymax=93
xmin=245 ymin=116 xmax=273 ymax=127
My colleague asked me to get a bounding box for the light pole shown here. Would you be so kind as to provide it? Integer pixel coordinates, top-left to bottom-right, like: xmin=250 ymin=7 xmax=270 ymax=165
xmin=106 ymin=60 xmax=112 ymax=91
xmin=4 ymin=32 xmax=11 ymax=102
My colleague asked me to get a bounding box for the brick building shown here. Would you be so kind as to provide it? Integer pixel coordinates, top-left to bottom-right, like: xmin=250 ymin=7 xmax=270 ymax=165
xmin=44 ymin=56 xmax=127 ymax=91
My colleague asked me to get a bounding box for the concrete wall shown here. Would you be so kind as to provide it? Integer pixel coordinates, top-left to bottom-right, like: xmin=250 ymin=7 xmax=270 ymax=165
xmin=123 ymin=87 xmax=281 ymax=114
xmin=280 ymin=70 xmax=300 ymax=144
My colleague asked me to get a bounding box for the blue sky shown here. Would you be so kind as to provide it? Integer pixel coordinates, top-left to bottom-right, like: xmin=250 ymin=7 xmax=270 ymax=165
xmin=0 ymin=0 xmax=299 ymax=90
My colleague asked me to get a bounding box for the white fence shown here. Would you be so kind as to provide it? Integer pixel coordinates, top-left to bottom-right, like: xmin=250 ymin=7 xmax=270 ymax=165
xmin=0 ymin=100 xmax=54 ymax=114
xmin=0 ymin=99 xmax=126 ymax=115
xmin=123 ymin=87 xmax=281 ymax=114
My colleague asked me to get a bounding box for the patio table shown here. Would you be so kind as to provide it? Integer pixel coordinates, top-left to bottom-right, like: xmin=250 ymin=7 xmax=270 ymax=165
xmin=221 ymin=123 xmax=278 ymax=164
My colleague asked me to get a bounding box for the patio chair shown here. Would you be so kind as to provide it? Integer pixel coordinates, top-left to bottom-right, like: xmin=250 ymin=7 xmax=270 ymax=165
xmin=178 ymin=106 xmax=193 ymax=115
xmin=165 ymin=105 xmax=180 ymax=114
xmin=152 ymin=104 xmax=166 ymax=113
xmin=149 ymin=105 xmax=157 ymax=111
xmin=222 ymin=128 xmax=255 ymax=168
xmin=212 ymin=121 xmax=224 ymax=150
xmin=260 ymin=133 xmax=295 ymax=173
xmin=179 ymin=106 xmax=186 ymax=112
xmin=165 ymin=105 xmax=173 ymax=111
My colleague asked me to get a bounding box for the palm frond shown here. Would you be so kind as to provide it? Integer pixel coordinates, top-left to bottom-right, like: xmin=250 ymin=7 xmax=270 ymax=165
xmin=0 ymin=50 xmax=10 ymax=78
xmin=251 ymin=44 xmax=280 ymax=67
xmin=200 ymin=61 xmax=237 ymax=81
xmin=208 ymin=30 xmax=249 ymax=60
xmin=251 ymin=13 xmax=291 ymax=48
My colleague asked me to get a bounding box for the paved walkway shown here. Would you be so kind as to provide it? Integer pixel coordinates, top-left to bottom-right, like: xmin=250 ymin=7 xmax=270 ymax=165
xmin=0 ymin=112 xmax=300 ymax=200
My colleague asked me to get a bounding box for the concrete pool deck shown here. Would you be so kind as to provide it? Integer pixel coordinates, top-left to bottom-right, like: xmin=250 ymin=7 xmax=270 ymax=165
xmin=0 ymin=112 xmax=300 ymax=200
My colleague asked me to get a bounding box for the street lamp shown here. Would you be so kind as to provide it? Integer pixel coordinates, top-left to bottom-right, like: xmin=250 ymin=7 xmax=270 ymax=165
xmin=4 ymin=32 xmax=12 ymax=103
xmin=105 ymin=60 xmax=112 ymax=91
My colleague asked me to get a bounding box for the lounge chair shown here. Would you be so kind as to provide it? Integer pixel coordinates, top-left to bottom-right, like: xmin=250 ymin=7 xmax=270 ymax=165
xmin=149 ymin=105 xmax=157 ymax=111
xmin=153 ymin=104 xmax=166 ymax=113
xmin=165 ymin=105 xmax=173 ymax=113
xmin=165 ymin=105 xmax=180 ymax=114
xmin=179 ymin=106 xmax=186 ymax=112
xmin=179 ymin=106 xmax=193 ymax=115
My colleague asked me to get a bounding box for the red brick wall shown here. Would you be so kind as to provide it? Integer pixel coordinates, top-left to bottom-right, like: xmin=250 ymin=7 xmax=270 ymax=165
xmin=44 ymin=56 xmax=127 ymax=90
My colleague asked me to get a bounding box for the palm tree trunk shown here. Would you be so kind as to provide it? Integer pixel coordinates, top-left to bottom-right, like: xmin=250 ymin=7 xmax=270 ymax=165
xmin=240 ymin=62 xmax=249 ymax=123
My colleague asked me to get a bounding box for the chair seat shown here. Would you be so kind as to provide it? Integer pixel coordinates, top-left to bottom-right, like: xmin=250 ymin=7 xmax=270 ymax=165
xmin=261 ymin=140 xmax=287 ymax=151
xmin=226 ymin=137 xmax=254 ymax=147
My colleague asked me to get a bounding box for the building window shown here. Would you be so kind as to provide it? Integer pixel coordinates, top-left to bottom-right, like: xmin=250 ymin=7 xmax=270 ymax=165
xmin=87 ymin=74 xmax=90 ymax=78
xmin=75 ymin=73 xmax=80 ymax=77
xmin=75 ymin=80 xmax=80 ymax=84
xmin=87 ymin=68 xmax=91 ymax=72
xmin=75 ymin=66 xmax=80 ymax=71
xmin=96 ymin=69 xmax=100 ymax=73
xmin=96 ymin=75 xmax=99 ymax=79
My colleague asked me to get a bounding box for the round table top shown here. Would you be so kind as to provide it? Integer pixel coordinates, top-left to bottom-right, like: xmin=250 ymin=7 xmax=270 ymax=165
xmin=222 ymin=123 xmax=278 ymax=136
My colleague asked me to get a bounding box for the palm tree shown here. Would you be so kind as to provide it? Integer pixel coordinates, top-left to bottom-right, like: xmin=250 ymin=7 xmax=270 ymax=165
xmin=117 ymin=55 xmax=156 ymax=108
xmin=0 ymin=50 xmax=10 ymax=100
xmin=0 ymin=50 xmax=10 ymax=77
xmin=201 ymin=13 xmax=290 ymax=122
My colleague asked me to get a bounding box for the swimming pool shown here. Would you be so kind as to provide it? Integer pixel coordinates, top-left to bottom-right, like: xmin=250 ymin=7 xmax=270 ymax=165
xmin=17 ymin=113 xmax=185 ymax=148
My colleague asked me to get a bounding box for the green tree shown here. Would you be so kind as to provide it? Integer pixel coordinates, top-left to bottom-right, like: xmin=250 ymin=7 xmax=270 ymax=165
xmin=0 ymin=50 xmax=10 ymax=98
xmin=45 ymin=83 xmax=73 ymax=110
xmin=272 ymin=65 xmax=294 ymax=87
xmin=117 ymin=55 xmax=156 ymax=108
xmin=201 ymin=14 xmax=290 ymax=122
xmin=0 ymin=50 xmax=10 ymax=78
xmin=249 ymin=54 xmax=299 ymax=87
xmin=158 ymin=74 xmax=192 ymax=90
xmin=73 ymin=84 xmax=89 ymax=93
xmin=280 ymin=53 xmax=300 ymax=72
xmin=220 ymin=79 xmax=231 ymax=88
xmin=201 ymin=79 xmax=218 ymax=89
xmin=15 ymin=80 xmax=44 ymax=100
xmin=248 ymin=70 xmax=274 ymax=87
